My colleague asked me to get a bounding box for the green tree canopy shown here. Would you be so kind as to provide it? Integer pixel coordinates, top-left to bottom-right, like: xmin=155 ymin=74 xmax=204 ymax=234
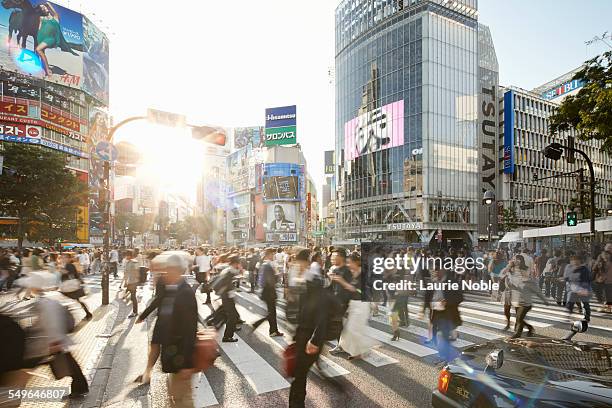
xmin=0 ymin=143 xmax=88 ymax=247
xmin=549 ymin=51 xmax=612 ymax=153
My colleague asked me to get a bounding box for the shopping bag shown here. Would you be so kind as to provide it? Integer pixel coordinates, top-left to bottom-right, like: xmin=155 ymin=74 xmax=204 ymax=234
xmin=193 ymin=329 xmax=219 ymax=371
xmin=282 ymin=342 xmax=297 ymax=377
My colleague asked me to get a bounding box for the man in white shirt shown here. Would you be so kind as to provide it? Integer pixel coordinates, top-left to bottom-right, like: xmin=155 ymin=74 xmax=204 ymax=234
xmin=109 ymin=248 xmax=119 ymax=278
xmin=78 ymin=250 xmax=90 ymax=275
xmin=193 ymin=247 xmax=212 ymax=304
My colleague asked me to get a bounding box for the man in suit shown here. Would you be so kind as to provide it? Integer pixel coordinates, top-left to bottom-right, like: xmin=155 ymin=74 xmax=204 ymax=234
xmin=251 ymin=248 xmax=283 ymax=337
xmin=159 ymin=255 xmax=197 ymax=408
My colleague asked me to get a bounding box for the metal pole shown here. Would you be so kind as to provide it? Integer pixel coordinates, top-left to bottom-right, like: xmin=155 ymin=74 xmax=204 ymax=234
xmin=101 ymin=160 xmax=110 ymax=305
xmin=101 ymin=116 xmax=146 ymax=305
xmin=488 ymin=205 xmax=492 ymax=250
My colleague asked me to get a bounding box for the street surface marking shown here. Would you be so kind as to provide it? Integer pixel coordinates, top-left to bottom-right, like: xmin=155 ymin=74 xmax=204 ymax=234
xmin=192 ymin=371 xmax=219 ymax=407
xmin=234 ymin=300 xmax=350 ymax=378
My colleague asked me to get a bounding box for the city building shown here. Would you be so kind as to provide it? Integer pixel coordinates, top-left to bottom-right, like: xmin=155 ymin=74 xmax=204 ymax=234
xmin=500 ymin=68 xmax=612 ymax=230
xmin=0 ymin=4 xmax=109 ymax=245
xmin=334 ymin=0 xmax=497 ymax=248
xmin=223 ymin=128 xmax=317 ymax=247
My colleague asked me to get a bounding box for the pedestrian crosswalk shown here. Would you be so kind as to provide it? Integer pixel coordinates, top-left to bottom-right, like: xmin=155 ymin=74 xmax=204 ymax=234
xmin=187 ymin=286 xmax=581 ymax=406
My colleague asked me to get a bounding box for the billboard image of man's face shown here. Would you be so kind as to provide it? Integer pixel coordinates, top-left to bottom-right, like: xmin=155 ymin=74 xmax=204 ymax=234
xmin=266 ymin=203 xmax=296 ymax=232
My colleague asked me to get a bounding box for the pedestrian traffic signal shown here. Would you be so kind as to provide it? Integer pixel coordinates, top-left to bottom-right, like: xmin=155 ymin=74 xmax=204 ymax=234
xmin=566 ymin=211 xmax=577 ymax=226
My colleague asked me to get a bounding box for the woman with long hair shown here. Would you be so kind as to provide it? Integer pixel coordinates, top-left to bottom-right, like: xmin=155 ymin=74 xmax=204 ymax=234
xmin=335 ymin=252 xmax=378 ymax=360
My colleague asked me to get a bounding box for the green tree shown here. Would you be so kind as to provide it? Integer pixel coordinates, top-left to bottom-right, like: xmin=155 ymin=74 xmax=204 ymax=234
xmin=501 ymin=207 xmax=518 ymax=232
xmin=0 ymin=144 xmax=87 ymax=248
xmin=549 ymin=51 xmax=612 ymax=153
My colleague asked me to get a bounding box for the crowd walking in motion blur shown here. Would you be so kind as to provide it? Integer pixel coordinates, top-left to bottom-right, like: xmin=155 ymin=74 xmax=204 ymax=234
xmin=0 ymin=239 xmax=611 ymax=407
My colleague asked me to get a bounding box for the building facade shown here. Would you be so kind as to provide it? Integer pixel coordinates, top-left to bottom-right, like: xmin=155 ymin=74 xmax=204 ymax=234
xmin=0 ymin=4 xmax=109 ymax=245
xmin=335 ymin=0 xmax=493 ymax=248
xmin=500 ymin=75 xmax=612 ymax=229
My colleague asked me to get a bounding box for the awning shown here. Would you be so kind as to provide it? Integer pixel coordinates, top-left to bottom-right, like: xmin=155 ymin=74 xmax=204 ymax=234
xmin=499 ymin=231 xmax=522 ymax=243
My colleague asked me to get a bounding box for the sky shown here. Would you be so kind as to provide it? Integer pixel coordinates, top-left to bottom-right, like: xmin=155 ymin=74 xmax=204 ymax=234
xmin=51 ymin=0 xmax=611 ymax=198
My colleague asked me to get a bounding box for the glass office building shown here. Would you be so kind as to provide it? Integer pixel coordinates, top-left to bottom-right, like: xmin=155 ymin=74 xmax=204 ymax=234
xmin=335 ymin=0 xmax=493 ymax=247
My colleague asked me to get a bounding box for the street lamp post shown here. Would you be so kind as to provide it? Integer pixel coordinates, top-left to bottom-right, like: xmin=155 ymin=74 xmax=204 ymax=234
xmin=483 ymin=190 xmax=495 ymax=250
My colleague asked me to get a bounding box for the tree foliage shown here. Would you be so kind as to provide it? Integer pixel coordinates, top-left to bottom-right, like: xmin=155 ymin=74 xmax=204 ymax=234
xmin=501 ymin=207 xmax=518 ymax=232
xmin=549 ymin=51 xmax=612 ymax=153
xmin=0 ymin=143 xmax=87 ymax=247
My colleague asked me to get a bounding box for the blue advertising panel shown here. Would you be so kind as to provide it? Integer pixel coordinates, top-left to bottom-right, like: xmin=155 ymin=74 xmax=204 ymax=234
xmin=0 ymin=134 xmax=88 ymax=158
xmin=265 ymin=105 xmax=296 ymax=128
xmin=541 ymin=79 xmax=584 ymax=100
xmin=263 ymin=163 xmax=301 ymax=202
xmin=503 ymin=90 xmax=514 ymax=174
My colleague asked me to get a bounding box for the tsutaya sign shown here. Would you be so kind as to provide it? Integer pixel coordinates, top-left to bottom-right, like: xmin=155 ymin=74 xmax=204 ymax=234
xmin=265 ymin=105 xmax=297 ymax=146
xmin=387 ymin=222 xmax=424 ymax=231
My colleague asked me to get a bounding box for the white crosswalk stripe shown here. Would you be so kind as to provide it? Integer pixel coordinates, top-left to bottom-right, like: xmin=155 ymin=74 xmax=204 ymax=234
xmin=119 ymin=282 xmax=609 ymax=403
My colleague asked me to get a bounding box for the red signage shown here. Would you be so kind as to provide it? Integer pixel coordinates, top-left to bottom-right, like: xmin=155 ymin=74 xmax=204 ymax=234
xmin=0 ymin=101 xmax=28 ymax=116
xmin=0 ymin=113 xmax=84 ymax=141
xmin=41 ymin=108 xmax=80 ymax=132
xmin=0 ymin=122 xmax=41 ymax=138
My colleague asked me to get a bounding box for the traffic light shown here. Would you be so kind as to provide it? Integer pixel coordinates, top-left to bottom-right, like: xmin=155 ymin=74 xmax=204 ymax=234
xmin=191 ymin=126 xmax=227 ymax=146
xmin=566 ymin=211 xmax=578 ymax=227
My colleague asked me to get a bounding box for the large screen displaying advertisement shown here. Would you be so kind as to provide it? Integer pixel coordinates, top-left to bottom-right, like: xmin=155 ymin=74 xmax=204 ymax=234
xmin=266 ymin=203 xmax=296 ymax=232
xmin=262 ymin=163 xmax=301 ymax=202
xmin=82 ymin=16 xmax=109 ymax=105
xmin=0 ymin=2 xmax=108 ymax=103
xmin=263 ymin=176 xmax=298 ymax=201
xmin=344 ymin=100 xmax=404 ymax=161
xmin=234 ymin=126 xmax=263 ymax=149
xmin=226 ymin=145 xmax=253 ymax=194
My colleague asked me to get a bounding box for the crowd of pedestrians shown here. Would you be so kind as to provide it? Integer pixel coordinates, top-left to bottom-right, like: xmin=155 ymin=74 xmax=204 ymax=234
xmin=1 ymin=239 xmax=610 ymax=407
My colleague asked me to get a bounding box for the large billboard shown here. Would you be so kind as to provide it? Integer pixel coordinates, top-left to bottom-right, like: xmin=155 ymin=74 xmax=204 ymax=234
xmin=263 ymin=176 xmax=299 ymax=201
xmin=82 ymin=16 xmax=109 ymax=105
xmin=344 ymin=100 xmax=404 ymax=161
xmin=265 ymin=105 xmax=296 ymax=146
xmin=0 ymin=2 xmax=108 ymax=103
xmin=226 ymin=145 xmax=253 ymax=194
xmin=233 ymin=126 xmax=263 ymax=149
xmin=266 ymin=203 xmax=297 ymax=242
xmin=262 ymin=163 xmax=301 ymax=202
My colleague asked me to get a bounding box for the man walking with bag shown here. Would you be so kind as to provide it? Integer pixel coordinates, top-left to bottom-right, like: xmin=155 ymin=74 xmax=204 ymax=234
xmin=159 ymin=255 xmax=197 ymax=408
xmin=251 ymin=248 xmax=283 ymax=337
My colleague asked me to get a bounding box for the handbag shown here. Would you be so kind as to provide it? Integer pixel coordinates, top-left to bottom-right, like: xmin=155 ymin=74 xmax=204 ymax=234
xmin=282 ymin=342 xmax=297 ymax=377
xmin=192 ymin=329 xmax=219 ymax=371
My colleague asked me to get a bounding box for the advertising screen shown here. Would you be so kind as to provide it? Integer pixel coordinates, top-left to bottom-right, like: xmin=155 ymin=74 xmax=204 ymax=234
xmin=266 ymin=203 xmax=296 ymax=233
xmin=82 ymin=16 xmax=109 ymax=105
xmin=263 ymin=176 xmax=298 ymax=201
xmin=0 ymin=2 xmax=83 ymax=85
xmin=0 ymin=2 xmax=108 ymax=103
xmin=226 ymin=145 xmax=252 ymax=194
xmin=234 ymin=126 xmax=263 ymax=149
xmin=344 ymin=100 xmax=404 ymax=161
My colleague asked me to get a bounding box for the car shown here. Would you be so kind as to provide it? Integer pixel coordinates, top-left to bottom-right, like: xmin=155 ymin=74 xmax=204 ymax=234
xmin=432 ymin=321 xmax=612 ymax=407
